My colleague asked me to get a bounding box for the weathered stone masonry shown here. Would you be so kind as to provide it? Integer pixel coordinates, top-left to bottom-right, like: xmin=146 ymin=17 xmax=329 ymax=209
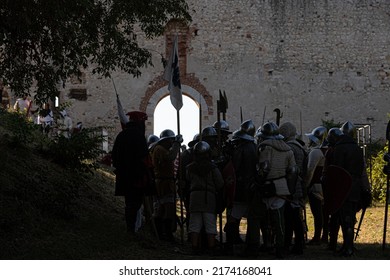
xmin=45 ymin=0 xmax=390 ymax=147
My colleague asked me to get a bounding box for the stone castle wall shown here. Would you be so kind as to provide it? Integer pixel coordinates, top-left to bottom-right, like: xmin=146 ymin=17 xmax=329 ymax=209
xmin=51 ymin=0 xmax=390 ymax=146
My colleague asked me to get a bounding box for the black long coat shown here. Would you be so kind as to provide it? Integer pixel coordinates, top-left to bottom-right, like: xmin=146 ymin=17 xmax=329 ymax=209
xmin=111 ymin=122 xmax=149 ymax=196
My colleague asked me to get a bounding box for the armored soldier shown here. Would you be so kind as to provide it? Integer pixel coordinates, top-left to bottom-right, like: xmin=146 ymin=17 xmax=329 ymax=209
xmin=331 ymin=122 xmax=366 ymax=256
xmin=213 ymin=120 xmax=231 ymax=139
xmin=213 ymin=120 xmax=234 ymax=156
xmin=279 ymin=121 xmax=307 ymax=255
xmin=180 ymin=133 xmax=200 ymax=202
xmin=111 ymin=111 xmax=150 ymax=234
xmin=255 ymin=122 xmax=296 ymax=259
xmin=201 ymin=126 xmax=219 ymax=160
xmin=226 ymin=120 xmax=257 ymax=254
xmin=152 ymin=129 xmax=183 ymax=241
xmin=147 ymin=134 xmax=160 ymax=150
xmin=201 ymin=126 xmax=229 ymax=215
xmin=179 ymin=133 xmax=200 ymax=239
xmin=322 ymin=127 xmax=344 ymax=251
xmin=186 ymin=141 xmax=224 ymax=255
xmin=304 ymin=126 xmax=328 ymax=245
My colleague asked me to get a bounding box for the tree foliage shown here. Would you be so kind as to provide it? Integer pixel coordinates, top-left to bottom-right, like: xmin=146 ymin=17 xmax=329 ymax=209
xmin=370 ymin=145 xmax=388 ymax=203
xmin=0 ymin=0 xmax=191 ymax=104
xmin=321 ymin=119 xmax=343 ymax=130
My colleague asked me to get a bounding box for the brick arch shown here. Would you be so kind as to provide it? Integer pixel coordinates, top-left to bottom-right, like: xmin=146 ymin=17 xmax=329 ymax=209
xmin=140 ymin=74 xmax=214 ymax=134
xmin=139 ymin=19 xmax=214 ymax=134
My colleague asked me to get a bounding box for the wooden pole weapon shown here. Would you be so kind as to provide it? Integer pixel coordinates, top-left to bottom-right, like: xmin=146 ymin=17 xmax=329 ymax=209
xmin=382 ymin=120 xmax=390 ymax=250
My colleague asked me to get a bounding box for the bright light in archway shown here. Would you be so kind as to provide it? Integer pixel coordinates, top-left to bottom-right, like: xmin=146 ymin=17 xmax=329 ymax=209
xmin=154 ymin=95 xmax=200 ymax=148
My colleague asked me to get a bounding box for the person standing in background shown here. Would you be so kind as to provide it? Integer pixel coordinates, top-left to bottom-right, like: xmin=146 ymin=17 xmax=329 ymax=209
xmin=57 ymin=110 xmax=73 ymax=138
xmin=152 ymin=129 xmax=183 ymax=242
xmin=304 ymin=126 xmax=328 ymax=245
xmin=112 ymin=111 xmax=150 ymax=235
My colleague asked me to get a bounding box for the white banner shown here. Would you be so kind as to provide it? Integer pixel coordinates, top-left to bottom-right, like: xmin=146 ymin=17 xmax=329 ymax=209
xmin=163 ymin=34 xmax=183 ymax=111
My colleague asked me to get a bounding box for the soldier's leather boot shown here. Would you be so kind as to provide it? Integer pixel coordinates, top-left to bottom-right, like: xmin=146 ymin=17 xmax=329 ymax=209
xmin=341 ymin=227 xmax=354 ymax=257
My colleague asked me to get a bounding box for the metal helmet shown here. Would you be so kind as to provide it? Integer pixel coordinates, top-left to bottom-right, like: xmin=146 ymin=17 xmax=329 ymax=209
xmin=341 ymin=121 xmax=357 ymax=139
xmin=232 ymin=129 xmax=254 ymax=142
xmin=231 ymin=130 xmax=240 ymax=142
xmin=188 ymin=133 xmax=200 ymax=148
xmin=256 ymin=121 xmax=284 ymax=140
xmin=305 ymin=126 xmax=327 ymax=146
xmin=193 ymin=141 xmax=211 ymax=156
xmin=279 ymin=122 xmax=297 ymax=140
xmin=240 ymin=119 xmax=256 ymax=136
xmin=159 ymin=129 xmax=175 ymax=141
xmin=201 ymin=126 xmax=217 ymax=138
xmin=147 ymin=134 xmax=160 ymax=146
xmin=213 ymin=120 xmax=232 ymax=134
xmin=326 ymin=127 xmax=343 ymax=146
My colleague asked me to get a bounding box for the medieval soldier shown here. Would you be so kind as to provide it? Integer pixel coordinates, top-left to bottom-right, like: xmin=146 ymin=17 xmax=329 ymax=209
xmin=213 ymin=119 xmax=234 ymax=158
xmin=147 ymin=134 xmax=160 ymax=150
xmin=201 ymin=126 xmax=219 ymax=160
xmin=279 ymin=121 xmax=307 ymax=255
xmin=330 ymin=121 xmax=366 ymax=256
xmin=255 ymin=122 xmax=296 ymax=259
xmin=201 ymin=125 xmax=231 ymax=215
xmin=186 ymin=141 xmax=224 ymax=255
xmin=304 ymin=126 xmax=328 ymax=245
xmin=112 ymin=111 xmax=150 ymax=235
xmin=180 ymin=133 xmax=200 ymax=204
xmin=152 ymin=129 xmax=183 ymax=241
xmin=226 ymin=120 xmax=257 ymax=255
xmin=321 ymin=127 xmax=344 ymax=251
xmin=212 ymin=120 xmax=235 ymax=217
xmin=179 ymin=133 xmax=200 ymax=240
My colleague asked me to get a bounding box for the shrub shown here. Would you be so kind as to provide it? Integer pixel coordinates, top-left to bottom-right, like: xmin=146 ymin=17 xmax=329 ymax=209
xmin=0 ymin=110 xmax=38 ymax=147
xmin=0 ymin=109 xmax=107 ymax=174
xmin=370 ymin=145 xmax=388 ymax=203
xmin=47 ymin=127 xmax=106 ymax=173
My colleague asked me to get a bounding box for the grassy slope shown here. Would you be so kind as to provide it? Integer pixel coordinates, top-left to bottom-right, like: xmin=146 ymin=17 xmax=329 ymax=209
xmin=0 ymin=114 xmax=184 ymax=260
xmin=1 ymin=114 xmax=390 ymax=260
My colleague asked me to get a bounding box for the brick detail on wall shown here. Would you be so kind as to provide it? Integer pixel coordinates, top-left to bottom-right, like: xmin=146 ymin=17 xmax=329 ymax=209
xmin=140 ymin=19 xmax=213 ymax=120
xmin=140 ymin=74 xmax=213 ymax=116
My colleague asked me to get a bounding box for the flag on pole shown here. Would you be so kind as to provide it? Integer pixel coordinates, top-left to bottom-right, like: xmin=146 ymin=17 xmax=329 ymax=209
xmin=112 ymin=77 xmax=129 ymax=130
xmin=116 ymin=93 xmax=128 ymax=129
xmin=163 ymin=35 xmax=183 ymax=111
